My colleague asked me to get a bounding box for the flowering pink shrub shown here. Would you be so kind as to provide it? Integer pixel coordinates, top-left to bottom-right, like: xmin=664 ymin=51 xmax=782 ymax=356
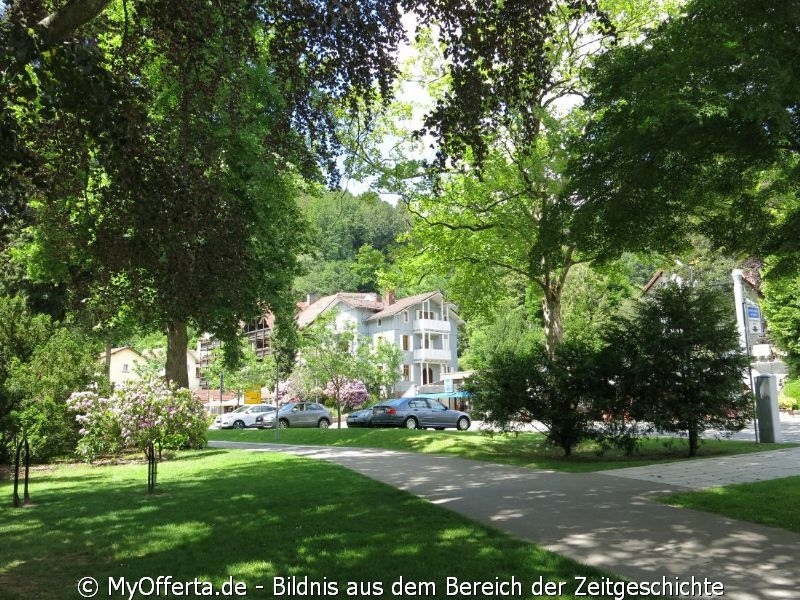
xmin=324 ymin=378 xmax=369 ymax=410
xmin=68 ymin=375 xmax=207 ymax=460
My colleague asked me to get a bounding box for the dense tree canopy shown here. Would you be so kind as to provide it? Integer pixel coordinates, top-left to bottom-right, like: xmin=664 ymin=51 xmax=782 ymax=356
xmin=381 ymin=1 xmax=674 ymax=356
xmin=295 ymin=190 xmax=408 ymax=296
xmin=2 ymin=0 xmax=411 ymax=385
xmin=569 ymin=0 xmax=800 ymax=267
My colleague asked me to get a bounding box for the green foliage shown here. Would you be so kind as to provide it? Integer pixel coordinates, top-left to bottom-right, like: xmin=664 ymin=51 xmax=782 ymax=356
xmin=600 ymin=283 xmax=752 ymax=457
xmin=0 ymin=295 xmax=58 ymax=460
xmin=761 ymin=265 xmax=800 ymax=374
xmin=206 ymin=340 xmax=278 ymax=400
xmin=570 ymin=0 xmax=800 ymax=267
xmin=295 ymin=191 xmax=408 ymax=296
xmin=7 ymin=327 xmax=106 ymax=461
xmin=2 ymin=0 xmax=414 ymax=387
xmin=780 ymin=379 xmax=800 ymax=411
xmin=469 ymin=339 xmax=606 ymax=457
xmin=459 ymin=298 xmax=543 ymax=372
xmin=357 ymin=337 xmax=404 ymax=400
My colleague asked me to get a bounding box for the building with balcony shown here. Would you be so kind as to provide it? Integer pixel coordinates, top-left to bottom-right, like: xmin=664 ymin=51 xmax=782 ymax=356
xmin=297 ymin=290 xmax=463 ymax=396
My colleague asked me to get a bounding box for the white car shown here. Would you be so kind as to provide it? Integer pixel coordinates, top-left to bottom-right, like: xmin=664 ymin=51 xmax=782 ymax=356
xmin=215 ymin=404 xmax=276 ymax=429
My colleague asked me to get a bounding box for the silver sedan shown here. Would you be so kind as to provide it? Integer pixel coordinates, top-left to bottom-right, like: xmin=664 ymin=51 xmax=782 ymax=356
xmin=262 ymin=401 xmax=332 ymax=429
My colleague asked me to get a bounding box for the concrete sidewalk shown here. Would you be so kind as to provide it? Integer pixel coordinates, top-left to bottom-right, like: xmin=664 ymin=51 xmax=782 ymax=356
xmin=210 ymin=441 xmax=799 ymax=600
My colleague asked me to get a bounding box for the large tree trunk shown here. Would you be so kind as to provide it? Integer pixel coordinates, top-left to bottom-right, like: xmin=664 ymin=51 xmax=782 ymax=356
xmin=542 ymin=284 xmax=564 ymax=359
xmin=687 ymin=420 xmax=699 ymax=457
xmin=166 ymin=320 xmax=190 ymax=388
xmin=539 ymin=248 xmax=574 ymax=358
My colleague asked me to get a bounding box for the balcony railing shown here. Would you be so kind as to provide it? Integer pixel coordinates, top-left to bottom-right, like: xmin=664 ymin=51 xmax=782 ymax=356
xmin=413 ymin=318 xmax=450 ymax=333
xmin=413 ymin=348 xmax=452 ymax=362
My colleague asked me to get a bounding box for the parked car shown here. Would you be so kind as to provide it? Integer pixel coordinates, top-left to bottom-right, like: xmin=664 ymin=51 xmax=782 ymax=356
xmin=371 ymin=398 xmax=471 ymax=430
xmin=215 ymin=404 xmax=276 ymax=429
xmin=262 ymin=401 xmax=332 ymax=429
xmin=345 ymin=405 xmax=377 ymax=428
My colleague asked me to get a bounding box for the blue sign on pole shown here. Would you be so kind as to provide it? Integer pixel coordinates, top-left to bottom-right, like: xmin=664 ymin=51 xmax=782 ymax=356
xmin=747 ymin=306 xmax=761 ymax=319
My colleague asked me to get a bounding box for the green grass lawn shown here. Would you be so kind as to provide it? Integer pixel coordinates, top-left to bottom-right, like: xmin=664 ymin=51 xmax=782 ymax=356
xmin=207 ymin=427 xmax=793 ymax=473
xmin=1 ymin=450 xmax=626 ymax=599
xmin=660 ymin=476 xmax=800 ymax=534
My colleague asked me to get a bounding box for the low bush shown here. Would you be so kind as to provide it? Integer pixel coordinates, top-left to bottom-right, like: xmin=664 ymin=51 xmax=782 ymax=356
xmin=68 ymin=375 xmax=207 ymax=460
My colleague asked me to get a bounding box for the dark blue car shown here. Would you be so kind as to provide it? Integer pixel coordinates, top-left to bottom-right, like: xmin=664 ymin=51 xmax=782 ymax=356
xmin=371 ymin=398 xmax=471 ymax=430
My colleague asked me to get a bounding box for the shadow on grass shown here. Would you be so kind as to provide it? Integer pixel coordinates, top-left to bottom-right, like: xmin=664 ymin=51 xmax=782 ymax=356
xmin=0 ymin=450 xmax=617 ymax=600
xmin=208 ymin=428 xmax=793 ymax=473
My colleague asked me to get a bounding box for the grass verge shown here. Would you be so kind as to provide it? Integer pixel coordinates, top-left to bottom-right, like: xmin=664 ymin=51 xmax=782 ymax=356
xmin=659 ymin=476 xmax=800 ymax=534
xmin=1 ymin=450 xmax=625 ymax=599
xmin=207 ymin=427 xmax=793 ymax=473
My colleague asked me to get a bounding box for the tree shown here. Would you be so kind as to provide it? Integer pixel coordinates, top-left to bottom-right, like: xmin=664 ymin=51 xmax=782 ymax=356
xmin=3 ymin=1 xmax=410 ymax=386
xmin=299 ymin=314 xmax=363 ymax=427
xmin=469 ymin=339 xmax=605 ymax=457
xmin=206 ymin=341 xmax=278 ymax=405
xmin=601 ymin=284 xmax=751 ymax=457
xmin=357 ymin=337 xmax=403 ymax=400
xmin=569 ymin=0 xmax=800 ymax=271
xmin=7 ymin=327 xmax=106 ymax=461
xmin=374 ymin=2 xmax=677 ymax=356
xmin=761 ymin=263 xmax=800 ymax=373
xmin=324 ymin=378 xmax=369 ymax=411
xmin=0 ymin=295 xmax=52 ymax=460
xmin=294 ymin=190 xmax=408 ymax=296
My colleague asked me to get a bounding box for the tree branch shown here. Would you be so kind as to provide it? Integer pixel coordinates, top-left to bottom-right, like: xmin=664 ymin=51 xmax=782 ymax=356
xmin=36 ymin=0 xmax=113 ymax=49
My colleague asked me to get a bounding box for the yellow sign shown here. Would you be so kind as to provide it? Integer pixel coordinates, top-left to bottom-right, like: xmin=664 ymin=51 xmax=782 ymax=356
xmin=244 ymin=389 xmax=262 ymax=404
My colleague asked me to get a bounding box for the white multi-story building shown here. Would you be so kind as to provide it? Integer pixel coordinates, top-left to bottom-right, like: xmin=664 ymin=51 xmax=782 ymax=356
xmin=297 ymin=291 xmax=462 ymax=397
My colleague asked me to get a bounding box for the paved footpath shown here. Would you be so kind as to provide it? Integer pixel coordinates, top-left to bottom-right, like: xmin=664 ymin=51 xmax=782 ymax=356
xmin=210 ymin=440 xmax=800 ymax=600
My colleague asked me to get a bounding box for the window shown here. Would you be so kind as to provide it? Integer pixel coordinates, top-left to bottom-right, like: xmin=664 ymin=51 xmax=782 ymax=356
xmin=402 ymin=365 xmax=411 ymax=381
xmin=377 ymin=318 xmax=382 ymax=327
xmin=422 ymin=367 xmax=433 ymax=385
xmin=417 ymin=310 xmax=435 ymax=320
xmin=403 ymin=311 xmax=409 ymax=323
xmin=402 ymin=335 xmax=411 ymax=351
xmin=122 ymin=363 xmax=129 ymax=373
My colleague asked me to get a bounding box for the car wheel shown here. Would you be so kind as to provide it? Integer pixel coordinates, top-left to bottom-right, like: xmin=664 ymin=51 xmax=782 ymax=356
xmin=318 ymin=419 xmax=330 ymax=429
xmin=233 ymin=420 xmax=245 ymax=429
xmin=456 ymin=416 xmax=470 ymax=431
xmin=403 ymin=417 xmax=419 ymax=430
xmin=278 ymin=419 xmax=289 ymax=429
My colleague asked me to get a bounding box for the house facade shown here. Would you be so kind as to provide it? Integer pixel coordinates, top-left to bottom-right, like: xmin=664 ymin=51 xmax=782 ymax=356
xmin=297 ymin=291 xmax=462 ymax=397
xmin=101 ymin=347 xmax=147 ymax=387
xmin=101 ymin=346 xmax=202 ymax=390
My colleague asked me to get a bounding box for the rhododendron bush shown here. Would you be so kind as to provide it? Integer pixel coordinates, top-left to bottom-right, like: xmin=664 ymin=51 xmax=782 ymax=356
xmin=68 ymin=376 xmax=207 ymax=459
xmin=324 ymin=378 xmax=369 ymax=410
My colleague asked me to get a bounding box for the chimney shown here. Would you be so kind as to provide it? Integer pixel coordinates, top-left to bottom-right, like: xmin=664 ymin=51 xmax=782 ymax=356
xmin=386 ymin=289 xmax=395 ymax=306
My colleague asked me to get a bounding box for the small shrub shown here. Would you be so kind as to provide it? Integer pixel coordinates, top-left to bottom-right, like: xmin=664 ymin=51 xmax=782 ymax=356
xmin=781 ymin=378 xmax=800 ymax=410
